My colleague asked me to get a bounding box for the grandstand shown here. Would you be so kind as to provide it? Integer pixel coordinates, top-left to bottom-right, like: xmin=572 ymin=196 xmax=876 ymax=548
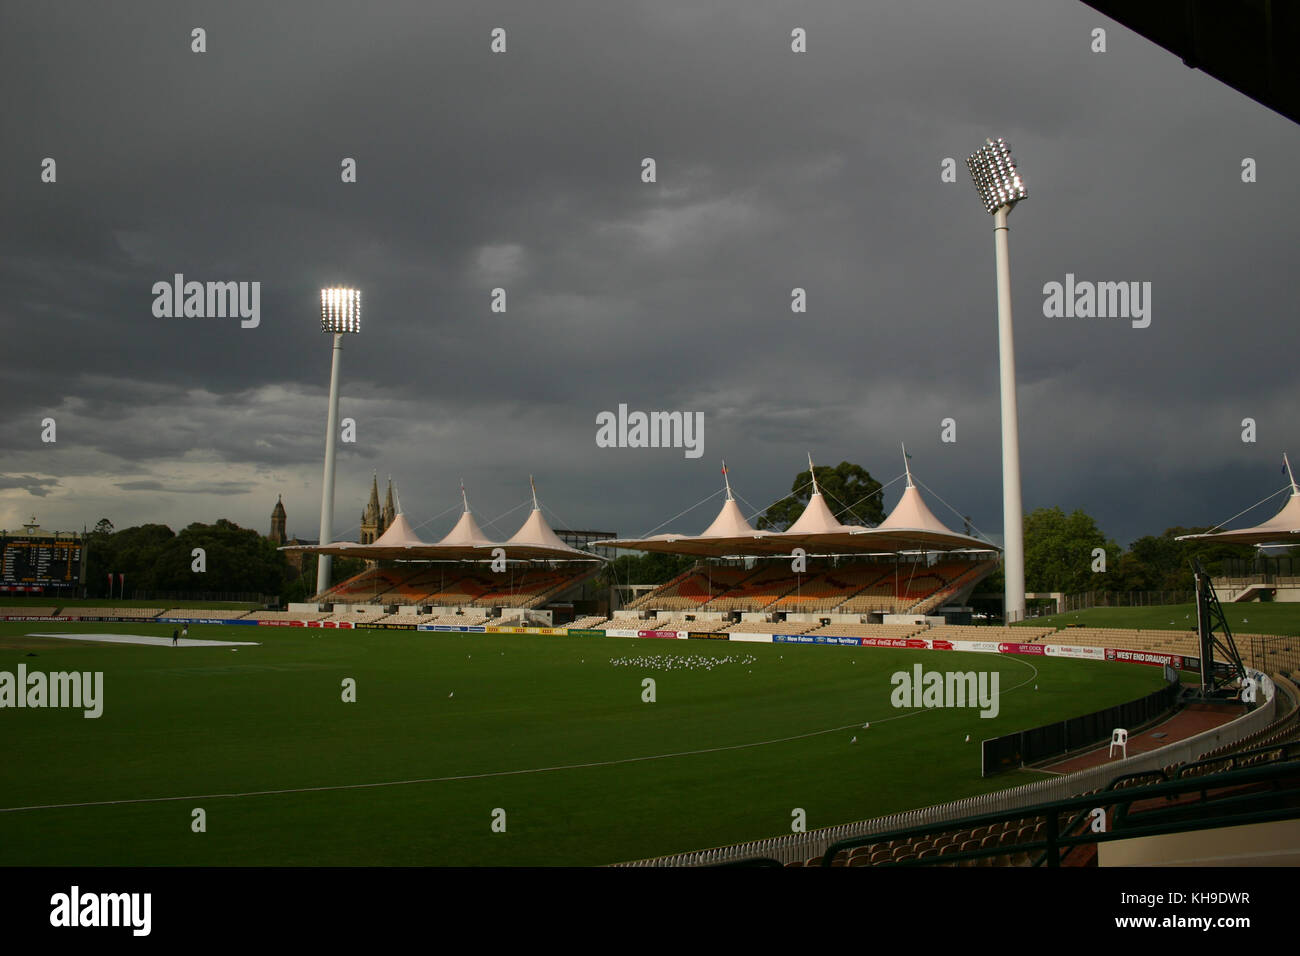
xmin=246 ymin=609 xmax=332 ymax=622
xmin=290 ymin=483 xmax=605 ymax=621
xmin=159 ymin=608 xmax=252 ymax=620
xmin=603 ymin=462 xmax=999 ymax=624
xmin=60 ymin=606 xmax=163 ymax=620
xmin=705 ymin=564 xmax=804 ymax=613
xmin=925 ymin=624 xmax=1056 ymax=644
xmin=805 ymin=622 xmax=929 ymax=640
xmin=623 ymin=565 xmax=755 ymax=611
xmin=314 ymin=562 xmax=600 ymax=614
xmin=0 ymin=605 xmax=61 ymax=618
xmin=721 ymin=619 xmax=816 ymax=635
xmin=627 ymin=556 xmax=997 ymax=619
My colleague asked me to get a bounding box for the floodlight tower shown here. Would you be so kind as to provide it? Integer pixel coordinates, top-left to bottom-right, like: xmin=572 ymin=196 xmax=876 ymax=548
xmin=316 ymin=287 xmax=361 ymax=596
xmin=967 ymin=138 xmax=1028 ymax=623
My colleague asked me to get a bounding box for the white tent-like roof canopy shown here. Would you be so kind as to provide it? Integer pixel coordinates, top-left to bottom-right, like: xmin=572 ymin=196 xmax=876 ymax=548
xmin=1177 ymin=455 xmax=1300 ymax=547
xmin=595 ymin=453 xmax=996 ymax=558
xmin=283 ymin=478 xmax=602 ymax=562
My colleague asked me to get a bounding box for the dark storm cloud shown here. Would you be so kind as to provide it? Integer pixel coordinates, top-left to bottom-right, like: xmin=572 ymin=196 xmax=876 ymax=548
xmin=113 ymin=479 xmax=251 ymax=495
xmin=1 ymin=0 xmax=1296 ymax=546
xmin=0 ymin=475 xmax=60 ymax=497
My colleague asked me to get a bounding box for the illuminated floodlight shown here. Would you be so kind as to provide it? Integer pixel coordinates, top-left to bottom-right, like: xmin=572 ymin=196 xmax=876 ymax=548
xmin=321 ymin=287 xmax=362 ymax=333
xmin=316 ymin=286 xmax=363 ymax=595
xmin=967 ymin=138 xmax=1028 ymax=622
xmin=966 ymin=138 xmax=1027 ymax=215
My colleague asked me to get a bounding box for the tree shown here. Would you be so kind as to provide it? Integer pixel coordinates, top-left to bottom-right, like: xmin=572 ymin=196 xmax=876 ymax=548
xmin=758 ymin=461 xmax=885 ymax=531
xmin=1022 ymin=506 xmax=1119 ymax=593
xmin=1122 ymin=527 xmax=1254 ymax=590
xmin=83 ymin=523 xmax=176 ymax=596
xmin=92 ymin=518 xmax=114 ymax=536
xmin=597 ymin=552 xmax=697 ymax=589
xmin=283 ymin=553 xmax=368 ymax=602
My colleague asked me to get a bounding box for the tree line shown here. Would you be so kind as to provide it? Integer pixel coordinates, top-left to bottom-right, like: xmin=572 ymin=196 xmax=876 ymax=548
xmin=82 ymin=518 xmax=364 ymax=603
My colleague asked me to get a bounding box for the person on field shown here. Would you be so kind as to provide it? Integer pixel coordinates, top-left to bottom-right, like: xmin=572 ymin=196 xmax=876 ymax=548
xmin=182 ymin=624 xmax=189 ymax=640
xmin=172 ymin=629 xmax=179 ymax=646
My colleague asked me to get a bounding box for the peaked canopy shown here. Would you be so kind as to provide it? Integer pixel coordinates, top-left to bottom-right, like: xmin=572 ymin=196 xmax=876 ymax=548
xmin=282 ymin=481 xmax=603 ymax=562
xmin=595 ymin=459 xmax=996 ymax=558
xmin=1177 ymin=470 xmax=1300 ymax=547
xmin=700 ymin=497 xmax=770 ymax=539
xmin=504 ymin=508 xmax=598 ymax=559
xmin=437 ymin=508 xmax=496 ymax=549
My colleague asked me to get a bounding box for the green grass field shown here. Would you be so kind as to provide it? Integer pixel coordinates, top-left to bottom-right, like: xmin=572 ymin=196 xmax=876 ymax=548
xmin=0 ymin=620 xmax=1168 ymax=866
xmin=1018 ymin=602 xmax=1300 ymax=636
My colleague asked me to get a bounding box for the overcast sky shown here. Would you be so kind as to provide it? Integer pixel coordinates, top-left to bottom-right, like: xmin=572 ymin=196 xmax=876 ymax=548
xmin=1 ymin=0 xmax=1296 ymax=551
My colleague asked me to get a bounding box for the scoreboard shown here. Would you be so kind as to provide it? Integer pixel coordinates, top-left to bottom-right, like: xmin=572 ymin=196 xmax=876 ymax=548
xmin=0 ymin=535 xmax=83 ymax=591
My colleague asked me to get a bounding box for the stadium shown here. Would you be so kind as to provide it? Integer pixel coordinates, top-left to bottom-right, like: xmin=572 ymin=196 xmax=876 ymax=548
xmin=3 ymin=446 xmax=1298 ymax=869
xmin=4 ymin=4 xmax=1300 ymax=940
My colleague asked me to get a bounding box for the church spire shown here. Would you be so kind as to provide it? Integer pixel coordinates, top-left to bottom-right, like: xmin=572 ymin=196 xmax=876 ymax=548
xmin=269 ymin=494 xmax=287 ymax=545
xmin=382 ymin=475 xmax=396 ymax=530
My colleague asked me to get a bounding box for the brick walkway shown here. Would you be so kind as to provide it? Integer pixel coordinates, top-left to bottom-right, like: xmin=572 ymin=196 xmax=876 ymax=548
xmin=1042 ymin=701 xmax=1243 ymax=774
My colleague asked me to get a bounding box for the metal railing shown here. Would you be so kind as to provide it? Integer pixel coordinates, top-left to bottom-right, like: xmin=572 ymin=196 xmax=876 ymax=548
xmin=804 ymin=756 xmax=1300 ymax=868
xmin=1060 ymin=590 xmax=1195 ymax=612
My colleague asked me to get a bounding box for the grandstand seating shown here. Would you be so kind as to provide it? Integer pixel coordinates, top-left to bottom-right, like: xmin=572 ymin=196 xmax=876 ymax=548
xmin=320 ymin=567 xmax=409 ymax=603
xmin=325 ymin=607 xmax=389 ymax=624
xmin=0 ymin=606 xmax=61 ymax=617
xmin=805 ymin=623 xmax=928 ymax=640
xmin=471 ymin=567 xmax=597 ymax=609
xmin=628 ymin=566 xmax=756 ymax=611
xmin=1238 ymin=633 xmax=1299 ymax=675
xmin=1034 ymin=628 xmax=1209 ymax=657
xmin=380 ymin=612 xmax=437 ymax=626
xmin=909 ymin=562 xmax=998 ymax=615
xmin=374 ymin=566 xmax=448 ymax=603
xmin=320 ymin=564 xmax=596 ymax=609
xmin=423 ymin=572 xmax=498 ymax=606
xmin=770 ymin=566 xmax=893 ymax=612
xmin=60 ymin=607 xmax=162 ymax=619
xmin=924 ymin=625 xmax=1055 ymax=644
xmin=567 ymin=615 xmax=609 ymax=629
xmin=705 ymin=565 xmax=803 ymax=612
xmin=723 ymin=619 xmax=816 ymax=635
xmin=159 ymin=608 xmax=250 ymax=619
xmin=246 ymin=609 xmax=331 ymax=621
xmin=638 ymin=615 xmax=724 ymax=633
xmin=1020 ymin=628 xmax=1297 ymax=674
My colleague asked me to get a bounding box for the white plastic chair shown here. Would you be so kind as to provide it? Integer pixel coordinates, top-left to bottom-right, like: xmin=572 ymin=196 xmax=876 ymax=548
xmin=1109 ymin=728 xmax=1128 ymax=758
